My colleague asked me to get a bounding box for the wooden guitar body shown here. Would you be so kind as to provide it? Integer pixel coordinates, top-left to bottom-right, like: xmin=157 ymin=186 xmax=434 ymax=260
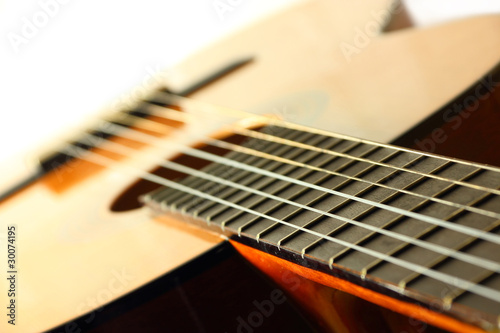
xmin=1 ymin=1 xmax=500 ymax=332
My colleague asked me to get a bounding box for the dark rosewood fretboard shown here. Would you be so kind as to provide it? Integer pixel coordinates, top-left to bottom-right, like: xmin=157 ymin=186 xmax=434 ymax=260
xmin=143 ymin=125 xmax=500 ymax=331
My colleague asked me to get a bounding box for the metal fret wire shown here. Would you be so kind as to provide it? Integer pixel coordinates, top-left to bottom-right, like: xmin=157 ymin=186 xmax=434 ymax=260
xmin=61 ymin=142 xmax=500 ymax=304
xmin=92 ymin=119 xmax=500 ymax=246
xmin=194 ymin=132 xmax=334 ymax=230
xmin=394 ymin=195 xmax=500 ymax=287
xmin=263 ymin=150 xmax=424 ymax=251
xmin=81 ymin=131 xmax=500 ymax=274
xmin=213 ymin=138 xmax=366 ymax=243
xmin=399 ymin=222 xmax=500 ymax=290
xmin=138 ymin=98 xmax=500 ymax=190
xmin=134 ymin=103 xmax=500 ymax=219
xmin=443 ymin=269 xmax=499 ymax=304
xmin=211 ymin=139 xmax=500 ymax=218
xmin=301 ymin=158 xmax=447 ymax=262
xmin=168 ymin=131 xmax=315 ymax=217
xmin=104 ymin=107 xmax=500 ymax=230
xmin=356 ymin=169 xmax=491 ymax=274
xmin=234 ymin=126 xmax=500 ymax=196
xmin=154 ymin=91 xmax=500 ymax=174
xmin=152 ymin=137 xmax=422 ymax=253
xmin=160 ymin=131 xmax=311 ymax=216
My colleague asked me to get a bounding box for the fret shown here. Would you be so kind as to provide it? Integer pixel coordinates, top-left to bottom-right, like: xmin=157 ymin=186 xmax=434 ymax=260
xmin=183 ymin=160 xmax=280 ymax=219
xmin=190 ymin=171 xmax=262 ymax=216
xmin=190 ymin=132 xmax=298 ymax=211
xmin=213 ymin=134 xmax=345 ymax=233
xmin=245 ymin=142 xmax=380 ymax=241
xmin=398 ymin=220 xmax=500 ymax=289
xmin=457 ymin=274 xmax=500 ymax=322
xmin=168 ymin=127 xmax=304 ymax=217
xmin=179 ymin=149 xmax=276 ymax=215
xmin=156 ymin=163 xmax=238 ymax=211
xmin=246 ymin=143 xmax=378 ymax=241
xmin=444 ymin=270 xmax=497 ymax=304
xmin=361 ymin=199 xmax=476 ymax=277
xmin=179 ymin=130 xmax=324 ymax=225
xmin=363 ymin=189 xmax=500 ymax=301
xmin=310 ymin=162 xmax=432 ymax=260
xmin=296 ymin=155 xmax=451 ymax=265
xmin=230 ymin=138 xmax=349 ymax=236
xmin=468 ymin=169 xmax=500 ymax=188
xmin=275 ymin=149 xmax=406 ymax=252
xmin=348 ymin=180 xmax=496 ymax=285
xmin=385 ymin=157 xmax=451 ymax=190
xmin=256 ymin=148 xmax=412 ymax=247
xmin=407 ymin=270 xmax=500 ymax=318
xmin=149 ymin=141 xmax=262 ymax=207
xmin=434 ymin=161 xmax=482 ymax=182
xmin=324 ymin=157 xmax=435 ymax=262
xmin=151 ymin=174 xmax=207 ymax=209
xmin=354 ymin=166 xmax=488 ymax=275
xmin=198 ymin=131 xmax=322 ymax=224
xmin=203 ymin=134 xmax=346 ymax=234
xmin=333 ymin=161 xmax=452 ymax=257
xmin=243 ymin=145 xmax=371 ymax=241
xmin=265 ymin=125 xmax=500 ymax=195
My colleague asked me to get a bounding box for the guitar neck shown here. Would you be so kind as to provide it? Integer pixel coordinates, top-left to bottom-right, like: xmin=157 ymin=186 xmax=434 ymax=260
xmin=140 ymin=122 xmax=500 ymax=330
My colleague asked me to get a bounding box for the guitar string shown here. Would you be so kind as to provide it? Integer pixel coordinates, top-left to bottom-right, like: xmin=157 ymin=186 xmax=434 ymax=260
xmin=85 ymin=116 xmax=500 ymax=247
xmin=132 ymin=99 xmax=500 ymax=196
xmin=77 ymin=117 xmax=500 ymax=247
xmin=81 ymin=131 xmax=500 ymax=275
xmin=232 ymin=126 xmax=500 ymax=196
xmin=141 ymin=100 xmax=500 ymax=197
xmin=121 ymin=104 xmax=500 ymax=220
xmin=153 ymin=91 xmax=500 ymax=175
xmin=60 ymin=141 xmax=500 ymax=304
xmin=203 ymin=139 xmax=500 ymax=219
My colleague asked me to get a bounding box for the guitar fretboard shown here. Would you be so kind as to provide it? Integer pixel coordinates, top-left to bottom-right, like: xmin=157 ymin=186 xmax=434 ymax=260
xmin=143 ymin=125 xmax=500 ymax=328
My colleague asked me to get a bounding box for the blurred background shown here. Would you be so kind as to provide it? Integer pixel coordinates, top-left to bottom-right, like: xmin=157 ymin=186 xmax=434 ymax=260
xmin=0 ymin=0 xmax=499 ymax=176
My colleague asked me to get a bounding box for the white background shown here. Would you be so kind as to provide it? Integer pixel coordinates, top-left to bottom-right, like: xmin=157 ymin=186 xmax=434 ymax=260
xmin=0 ymin=0 xmax=500 ymax=170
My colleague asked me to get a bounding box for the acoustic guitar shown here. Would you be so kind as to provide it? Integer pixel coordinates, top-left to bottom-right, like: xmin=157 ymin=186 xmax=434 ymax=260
xmin=2 ymin=0 xmax=500 ymax=332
